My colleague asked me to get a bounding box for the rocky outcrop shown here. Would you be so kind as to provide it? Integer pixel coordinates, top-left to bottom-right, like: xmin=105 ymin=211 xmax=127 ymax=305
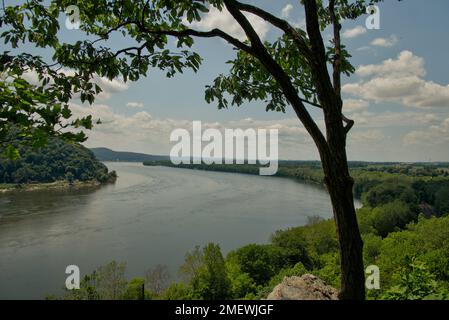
xmin=267 ymin=274 xmax=338 ymax=300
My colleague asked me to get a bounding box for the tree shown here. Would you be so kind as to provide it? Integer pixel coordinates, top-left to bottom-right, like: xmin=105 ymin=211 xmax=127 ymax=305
xmin=123 ymin=278 xmax=152 ymax=300
xmin=95 ymin=261 xmax=128 ymax=300
xmin=191 ymin=243 xmax=231 ymax=300
xmin=145 ymin=264 xmax=171 ymax=296
xmin=1 ymin=0 xmax=397 ymax=299
xmin=179 ymin=245 xmax=204 ymax=284
xmin=227 ymin=244 xmax=295 ymax=285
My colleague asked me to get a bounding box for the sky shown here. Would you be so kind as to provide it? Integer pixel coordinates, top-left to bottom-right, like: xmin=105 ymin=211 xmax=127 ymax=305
xmin=10 ymin=0 xmax=449 ymax=161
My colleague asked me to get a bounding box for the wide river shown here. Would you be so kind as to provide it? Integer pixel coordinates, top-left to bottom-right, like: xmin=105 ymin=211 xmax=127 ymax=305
xmin=0 ymin=162 xmax=340 ymax=299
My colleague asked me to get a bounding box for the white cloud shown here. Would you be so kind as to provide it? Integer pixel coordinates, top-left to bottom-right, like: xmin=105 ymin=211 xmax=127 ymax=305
xmin=57 ymin=69 xmax=128 ymax=100
xmin=342 ymin=26 xmax=367 ymax=39
xmin=19 ymin=69 xmax=129 ymax=100
xmin=126 ymin=102 xmax=144 ymax=108
xmin=281 ymin=4 xmax=294 ymax=18
xmin=355 ymin=50 xmax=426 ymax=78
xmin=370 ymin=34 xmax=399 ymax=47
xmin=343 ymin=51 xmax=449 ymax=108
xmin=343 ymin=99 xmax=369 ymax=113
xmin=350 ymin=129 xmax=385 ymax=143
xmin=356 ymin=46 xmax=372 ymax=52
xmin=94 ymin=76 xmax=128 ymax=99
xmin=404 ymin=117 xmax=449 ymax=145
xmin=71 ymin=102 xmax=316 ymax=158
xmin=189 ymin=6 xmax=270 ymax=41
xmin=278 ymin=4 xmax=305 ymax=30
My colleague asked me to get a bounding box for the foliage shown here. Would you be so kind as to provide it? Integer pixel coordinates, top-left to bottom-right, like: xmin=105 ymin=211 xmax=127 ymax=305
xmin=123 ymin=278 xmax=152 ymax=300
xmin=160 ymin=283 xmax=192 ymax=300
xmin=190 ymin=243 xmax=232 ymax=300
xmin=226 ymin=244 xmax=296 ymax=286
xmin=0 ymin=128 xmax=116 ymax=184
xmin=362 ymin=182 xmax=417 ymax=207
xmin=272 ymin=218 xmax=338 ymax=266
xmin=381 ymin=261 xmax=449 ymax=300
xmin=435 ymin=186 xmax=449 ymax=216
xmin=225 ymin=258 xmax=259 ymax=299
xmin=95 ymin=261 xmax=128 ymax=300
xmin=145 ymin=264 xmax=170 ymax=296
xmin=358 ymin=201 xmax=419 ymax=237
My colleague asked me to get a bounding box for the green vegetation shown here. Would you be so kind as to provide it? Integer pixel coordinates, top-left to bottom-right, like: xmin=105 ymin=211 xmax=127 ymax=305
xmin=0 ymin=130 xmax=116 ymax=189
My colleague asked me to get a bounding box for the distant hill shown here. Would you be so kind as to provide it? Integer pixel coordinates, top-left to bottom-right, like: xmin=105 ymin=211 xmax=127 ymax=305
xmin=0 ymin=131 xmax=116 ymax=184
xmin=91 ymin=148 xmax=169 ymax=162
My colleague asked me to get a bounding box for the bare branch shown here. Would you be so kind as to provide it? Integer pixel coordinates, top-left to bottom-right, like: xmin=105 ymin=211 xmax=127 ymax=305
xmin=342 ymin=114 xmax=355 ymax=134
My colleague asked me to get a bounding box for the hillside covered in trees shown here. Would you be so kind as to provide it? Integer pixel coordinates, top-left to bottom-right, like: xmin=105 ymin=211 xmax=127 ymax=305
xmin=0 ymin=132 xmax=116 ymax=185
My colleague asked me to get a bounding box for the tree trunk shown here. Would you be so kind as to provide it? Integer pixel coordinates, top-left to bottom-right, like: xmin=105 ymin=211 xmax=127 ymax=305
xmin=321 ymin=149 xmax=365 ymax=300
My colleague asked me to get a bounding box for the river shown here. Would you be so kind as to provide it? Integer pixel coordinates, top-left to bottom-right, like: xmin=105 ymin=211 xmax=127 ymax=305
xmin=0 ymin=162 xmax=340 ymax=299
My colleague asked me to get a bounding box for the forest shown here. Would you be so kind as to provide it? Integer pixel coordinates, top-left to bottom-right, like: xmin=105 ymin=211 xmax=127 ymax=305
xmin=0 ymin=130 xmax=117 ymax=186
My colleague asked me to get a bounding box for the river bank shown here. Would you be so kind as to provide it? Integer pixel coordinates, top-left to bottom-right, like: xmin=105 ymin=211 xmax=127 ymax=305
xmin=143 ymin=161 xmax=325 ymax=186
xmin=0 ymin=180 xmax=104 ymax=193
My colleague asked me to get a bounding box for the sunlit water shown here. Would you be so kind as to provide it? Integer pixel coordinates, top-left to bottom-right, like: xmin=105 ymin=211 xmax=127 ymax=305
xmin=0 ymin=163 xmax=347 ymax=299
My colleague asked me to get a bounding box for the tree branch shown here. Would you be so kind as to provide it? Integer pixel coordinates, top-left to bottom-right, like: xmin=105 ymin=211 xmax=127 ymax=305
xmin=299 ymin=98 xmax=355 ymax=135
xmin=224 ymin=0 xmax=329 ymax=153
xmin=303 ymin=0 xmax=338 ymax=110
xmin=229 ymin=0 xmax=312 ymax=59
xmin=92 ymin=19 xmax=254 ymax=55
xmin=329 ymin=0 xmax=342 ymax=98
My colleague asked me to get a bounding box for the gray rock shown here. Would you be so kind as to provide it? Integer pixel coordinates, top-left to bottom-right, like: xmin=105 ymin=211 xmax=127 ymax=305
xmin=267 ymin=274 xmax=338 ymax=300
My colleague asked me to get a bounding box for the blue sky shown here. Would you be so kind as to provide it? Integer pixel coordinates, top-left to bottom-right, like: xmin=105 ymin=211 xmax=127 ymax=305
xmin=8 ymin=0 xmax=449 ymax=161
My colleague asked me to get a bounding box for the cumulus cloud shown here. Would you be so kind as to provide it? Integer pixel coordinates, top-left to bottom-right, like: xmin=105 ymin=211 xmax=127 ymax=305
xmin=58 ymin=69 xmax=129 ymax=100
xmin=343 ymin=51 xmax=449 ymax=108
xmin=349 ymin=129 xmax=385 ymax=143
xmin=279 ymin=4 xmax=306 ymax=30
xmin=281 ymin=4 xmax=294 ymax=18
xmin=342 ymin=26 xmax=367 ymax=39
xmin=70 ymin=103 xmax=316 ymax=159
xmin=189 ymin=6 xmax=270 ymax=41
xmin=404 ymin=117 xmax=449 ymax=145
xmin=94 ymin=76 xmax=128 ymax=99
xmin=343 ymin=99 xmax=369 ymax=113
xmin=370 ymin=35 xmax=399 ymax=47
xmin=126 ymin=102 xmax=144 ymax=108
